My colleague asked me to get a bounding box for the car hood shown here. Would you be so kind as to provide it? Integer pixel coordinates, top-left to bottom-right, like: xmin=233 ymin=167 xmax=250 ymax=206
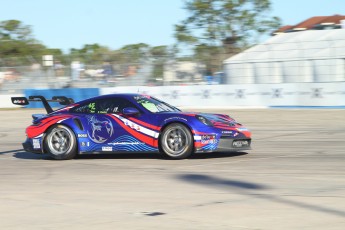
xmin=178 ymin=112 xmax=250 ymax=137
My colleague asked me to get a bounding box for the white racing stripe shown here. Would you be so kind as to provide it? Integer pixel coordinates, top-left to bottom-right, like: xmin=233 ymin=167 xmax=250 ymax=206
xmin=33 ymin=134 xmax=44 ymax=139
xmin=57 ymin=118 xmax=68 ymax=123
xmin=112 ymin=114 xmax=159 ymax=138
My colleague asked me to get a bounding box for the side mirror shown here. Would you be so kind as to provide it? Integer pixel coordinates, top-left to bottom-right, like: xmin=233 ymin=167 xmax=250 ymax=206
xmin=123 ymin=107 xmax=140 ymax=116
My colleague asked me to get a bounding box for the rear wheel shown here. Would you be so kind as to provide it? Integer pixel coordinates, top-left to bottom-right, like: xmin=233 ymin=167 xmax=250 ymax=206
xmin=160 ymin=123 xmax=193 ymax=159
xmin=45 ymin=125 xmax=77 ymax=160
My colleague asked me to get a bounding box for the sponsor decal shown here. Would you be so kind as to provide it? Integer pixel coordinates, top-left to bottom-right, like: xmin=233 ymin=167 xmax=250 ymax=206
xmin=222 ymin=130 xmax=233 ymax=134
xmin=87 ymin=116 xmax=114 ymax=143
xmin=108 ymin=142 xmax=144 ymax=145
xmin=312 ymin=88 xmax=323 ymax=98
xmin=81 ymin=142 xmax=86 ymax=147
xmin=134 ymin=95 xmax=151 ymax=100
xmin=235 ymin=89 xmax=245 ymax=99
xmin=14 ymin=100 xmax=26 ymax=104
xmin=171 ymin=90 xmax=179 ymax=99
xmin=202 ymin=90 xmax=210 ymax=99
xmin=222 ymin=130 xmax=239 ymax=137
xmin=232 ymin=140 xmax=249 ymax=148
xmin=201 ymin=135 xmax=217 ymax=144
xmin=127 ymin=122 xmax=142 ymax=131
xmin=120 ymin=116 xmax=157 ymax=136
xmin=102 ymin=146 xmax=113 ymax=151
xmin=32 ymin=139 xmax=40 ymax=149
xmin=272 ymin=88 xmax=283 ymax=98
xmin=78 ymin=134 xmax=88 ymax=138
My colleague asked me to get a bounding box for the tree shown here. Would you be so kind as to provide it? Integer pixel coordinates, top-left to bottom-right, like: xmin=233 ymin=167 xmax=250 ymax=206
xmin=69 ymin=43 xmax=114 ymax=64
xmin=174 ymin=0 xmax=281 ymax=70
xmin=0 ymin=19 xmax=32 ymax=41
xmin=0 ymin=20 xmax=62 ymax=66
xmin=120 ymin=43 xmax=150 ymax=63
xmin=0 ymin=20 xmax=48 ymax=63
xmin=150 ymin=46 xmax=169 ymax=81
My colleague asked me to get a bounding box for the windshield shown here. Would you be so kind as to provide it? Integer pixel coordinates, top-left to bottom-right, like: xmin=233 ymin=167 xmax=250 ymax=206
xmin=133 ymin=95 xmax=180 ymax=113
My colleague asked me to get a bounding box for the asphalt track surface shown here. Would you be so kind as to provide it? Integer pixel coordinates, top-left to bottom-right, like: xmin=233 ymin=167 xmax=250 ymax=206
xmin=0 ymin=109 xmax=344 ymax=230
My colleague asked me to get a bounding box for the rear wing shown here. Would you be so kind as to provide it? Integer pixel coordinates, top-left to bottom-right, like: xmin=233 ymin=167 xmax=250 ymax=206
xmin=11 ymin=95 xmax=74 ymax=114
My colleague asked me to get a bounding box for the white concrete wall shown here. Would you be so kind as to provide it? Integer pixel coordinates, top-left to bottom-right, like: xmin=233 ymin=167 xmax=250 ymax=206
xmin=0 ymin=94 xmax=24 ymax=108
xmin=3 ymin=83 xmax=344 ymax=109
xmin=100 ymin=82 xmax=345 ymax=108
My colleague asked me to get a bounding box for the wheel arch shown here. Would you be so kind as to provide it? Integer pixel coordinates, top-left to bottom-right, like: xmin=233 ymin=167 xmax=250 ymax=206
xmin=42 ymin=122 xmax=79 ymax=154
xmin=158 ymin=121 xmax=196 ymax=150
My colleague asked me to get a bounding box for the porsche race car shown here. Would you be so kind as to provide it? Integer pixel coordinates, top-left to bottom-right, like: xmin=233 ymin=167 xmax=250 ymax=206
xmin=11 ymin=94 xmax=251 ymax=160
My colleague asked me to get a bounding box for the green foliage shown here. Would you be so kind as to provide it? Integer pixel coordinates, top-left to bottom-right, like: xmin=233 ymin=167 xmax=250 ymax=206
xmin=150 ymin=46 xmax=169 ymax=80
xmin=174 ymin=0 xmax=281 ymax=70
xmin=0 ymin=20 xmax=59 ymax=65
xmin=150 ymin=45 xmax=168 ymax=57
xmin=120 ymin=43 xmax=150 ymax=63
xmin=0 ymin=20 xmax=32 ymax=41
xmin=176 ymin=0 xmax=281 ymax=46
xmin=68 ymin=43 xmax=115 ymax=64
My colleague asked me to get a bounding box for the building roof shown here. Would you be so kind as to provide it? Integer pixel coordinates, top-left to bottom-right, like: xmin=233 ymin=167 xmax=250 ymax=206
xmin=273 ymin=14 xmax=345 ymax=34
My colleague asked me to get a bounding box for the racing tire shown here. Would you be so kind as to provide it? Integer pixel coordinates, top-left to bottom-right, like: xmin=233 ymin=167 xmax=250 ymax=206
xmin=44 ymin=125 xmax=77 ymax=160
xmin=160 ymin=123 xmax=193 ymax=159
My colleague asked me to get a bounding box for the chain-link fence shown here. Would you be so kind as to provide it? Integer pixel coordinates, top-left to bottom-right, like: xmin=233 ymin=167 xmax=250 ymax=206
xmin=2 ymin=31 xmax=345 ymax=94
xmin=0 ymin=56 xmax=211 ymax=94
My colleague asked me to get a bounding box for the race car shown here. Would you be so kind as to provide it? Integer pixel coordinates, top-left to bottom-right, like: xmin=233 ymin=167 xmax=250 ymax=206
xmin=11 ymin=94 xmax=251 ymax=160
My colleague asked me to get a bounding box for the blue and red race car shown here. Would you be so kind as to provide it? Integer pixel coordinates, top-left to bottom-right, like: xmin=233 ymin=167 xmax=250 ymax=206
xmin=11 ymin=94 xmax=251 ymax=160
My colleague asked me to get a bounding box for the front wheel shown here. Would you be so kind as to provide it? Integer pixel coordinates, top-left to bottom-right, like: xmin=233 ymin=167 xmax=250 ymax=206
xmin=44 ymin=125 xmax=77 ymax=160
xmin=160 ymin=123 xmax=193 ymax=159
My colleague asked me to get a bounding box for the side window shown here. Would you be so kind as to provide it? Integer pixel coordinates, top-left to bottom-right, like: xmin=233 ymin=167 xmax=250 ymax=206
xmin=71 ymin=102 xmax=95 ymax=113
xmin=97 ymin=99 xmax=115 ymax=114
xmin=100 ymin=98 xmax=140 ymax=114
xmin=71 ymin=100 xmax=100 ymax=113
xmin=71 ymin=98 xmax=140 ymax=114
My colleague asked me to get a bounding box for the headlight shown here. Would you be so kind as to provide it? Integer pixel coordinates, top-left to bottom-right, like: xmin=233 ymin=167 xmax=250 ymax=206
xmin=196 ymin=115 xmax=213 ymax=126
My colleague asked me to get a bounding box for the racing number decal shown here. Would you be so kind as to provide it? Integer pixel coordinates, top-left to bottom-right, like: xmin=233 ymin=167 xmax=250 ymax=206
xmin=88 ymin=102 xmax=96 ymax=113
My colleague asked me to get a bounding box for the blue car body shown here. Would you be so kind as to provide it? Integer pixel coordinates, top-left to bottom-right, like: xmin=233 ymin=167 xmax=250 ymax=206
xmin=20 ymin=93 xmax=251 ymax=158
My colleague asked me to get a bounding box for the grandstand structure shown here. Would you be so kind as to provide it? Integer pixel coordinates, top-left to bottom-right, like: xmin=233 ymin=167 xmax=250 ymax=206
xmin=223 ymin=29 xmax=345 ymax=84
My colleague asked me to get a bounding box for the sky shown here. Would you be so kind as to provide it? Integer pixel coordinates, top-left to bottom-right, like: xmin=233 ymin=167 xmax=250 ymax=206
xmin=0 ymin=0 xmax=344 ymax=52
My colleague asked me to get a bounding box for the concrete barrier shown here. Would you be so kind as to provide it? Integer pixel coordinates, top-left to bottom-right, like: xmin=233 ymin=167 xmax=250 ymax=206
xmin=100 ymin=82 xmax=345 ymax=108
xmin=0 ymin=94 xmax=25 ymax=108
xmin=1 ymin=83 xmax=344 ymax=109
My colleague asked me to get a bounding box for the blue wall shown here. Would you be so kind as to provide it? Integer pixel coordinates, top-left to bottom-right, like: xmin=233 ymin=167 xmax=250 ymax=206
xmin=24 ymin=88 xmax=99 ymax=109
